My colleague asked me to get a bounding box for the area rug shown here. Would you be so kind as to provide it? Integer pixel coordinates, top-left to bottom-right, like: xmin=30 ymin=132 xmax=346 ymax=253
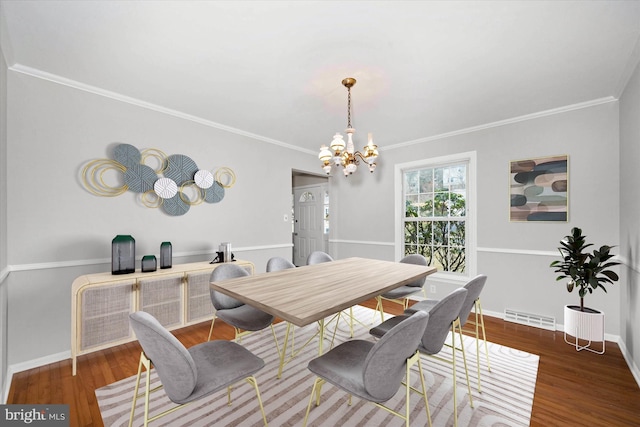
xmin=96 ymin=306 xmax=539 ymax=426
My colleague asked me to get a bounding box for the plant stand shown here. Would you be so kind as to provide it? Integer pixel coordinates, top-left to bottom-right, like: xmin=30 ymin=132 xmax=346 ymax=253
xmin=563 ymin=305 xmax=605 ymax=354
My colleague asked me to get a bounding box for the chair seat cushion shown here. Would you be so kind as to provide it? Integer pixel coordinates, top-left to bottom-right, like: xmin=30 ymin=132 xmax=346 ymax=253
xmin=381 ymin=285 xmax=421 ymax=300
xmin=369 ymin=315 xmax=410 ymax=339
xmin=174 ymin=340 xmax=265 ymax=404
xmin=215 ymin=304 xmax=274 ymax=331
xmin=307 ymin=339 xmax=387 ymax=402
xmin=404 ymin=299 xmax=438 ymax=315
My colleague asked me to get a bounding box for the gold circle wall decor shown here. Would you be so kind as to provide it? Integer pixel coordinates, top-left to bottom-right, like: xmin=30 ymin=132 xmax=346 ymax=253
xmin=80 ymin=144 xmax=236 ymax=216
xmin=214 ymin=167 xmax=236 ymax=188
xmin=179 ymin=181 xmax=205 ymax=206
xmin=141 ymin=148 xmax=168 ymax=174
xmin=81 ymin=159 xmax=128 ymax=197
xmin=141 ymin=190 xmax=163 ymax=209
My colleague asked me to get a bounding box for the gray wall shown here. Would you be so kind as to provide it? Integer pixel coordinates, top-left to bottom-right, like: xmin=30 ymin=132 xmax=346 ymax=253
xmin=330 ymin=101 xmax=622 ymax=337
xmin=620 ymin=58 xmax=640 ymax=380
xmin=2 ymin=38 xmax=639 ymax=390
xmin=5 ymin=70 xmax=317 ymax=366
xmin=0 ymin=15 xmax=9 ymax=401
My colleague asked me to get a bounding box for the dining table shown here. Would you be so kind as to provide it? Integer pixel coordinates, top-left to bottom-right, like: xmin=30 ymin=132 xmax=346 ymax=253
xmin=210 ymin=256 xmax=437 ymax=377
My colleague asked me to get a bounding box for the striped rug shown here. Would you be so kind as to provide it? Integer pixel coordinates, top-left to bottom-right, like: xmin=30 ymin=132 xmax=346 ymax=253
xmin=96 ymin=306 xmax=538 ymax=426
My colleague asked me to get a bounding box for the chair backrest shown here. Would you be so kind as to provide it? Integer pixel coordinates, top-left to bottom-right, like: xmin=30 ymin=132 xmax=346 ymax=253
xmin=266 ymin=256 xmax=296 ymax=272
xmin=209 ymin=263 xmax=249 ymax=310
xmin=400 ymin=254 xmax=428 ymax=288
xmin=458 ymin=274 xmax=487 ymax=327
xmin=363 ymin=310 xmax=429 ymax=401
xmin=307 ymin=251 xmax=333 ymax=265
xmin=129 ymin=311 xmax=197 ymax=402
xmin=419 ymin=287 xmax=468 ymax=354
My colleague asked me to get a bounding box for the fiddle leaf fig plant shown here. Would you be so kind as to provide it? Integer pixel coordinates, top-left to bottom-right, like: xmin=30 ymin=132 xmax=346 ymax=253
xmin=550 ymin=227 xmax=620 ymax=312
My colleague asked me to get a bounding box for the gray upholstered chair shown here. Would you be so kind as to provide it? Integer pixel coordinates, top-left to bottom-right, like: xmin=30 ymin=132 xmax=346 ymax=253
xmin=406 ymin=274 xmax=490 ymax=392
xmin=374 ymin=254 xmax=428 ymax=322
xmin=370 ymin=287 xmax=472 ymax=427
xmin=266 ymin=256 xmax=296 ymax=272
xmin=208 ymin=264 xmax=279 ymax=353
xmin=306 ymin=250 xmax=334 ymax=265
xmin=128 ymin=311 xmax=268 ymax=427
xmin=303 ymin=310 xmax=431 ymax=427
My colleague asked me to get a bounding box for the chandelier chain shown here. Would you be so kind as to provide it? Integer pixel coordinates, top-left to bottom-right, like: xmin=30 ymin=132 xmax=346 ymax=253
xmin=347 ymin=86 xmax=352 ymax=129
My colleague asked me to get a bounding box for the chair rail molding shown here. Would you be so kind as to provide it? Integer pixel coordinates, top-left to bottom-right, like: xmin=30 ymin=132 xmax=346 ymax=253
xmin=6 ymin=243 xmax=293 ymax=272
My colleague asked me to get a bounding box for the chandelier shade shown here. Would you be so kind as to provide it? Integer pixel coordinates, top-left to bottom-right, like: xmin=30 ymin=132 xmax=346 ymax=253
xmin=319 ymin=78 xmax=379 ymax=176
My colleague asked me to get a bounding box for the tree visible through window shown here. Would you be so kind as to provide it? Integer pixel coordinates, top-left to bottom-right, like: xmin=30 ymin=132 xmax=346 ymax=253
xmin=403 ymin=163 xmax=467 ymax=274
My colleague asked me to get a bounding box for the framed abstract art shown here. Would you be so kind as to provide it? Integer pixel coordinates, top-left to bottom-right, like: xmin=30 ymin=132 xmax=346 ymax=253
xmin=509 ymin=155 xmax=568 ymax=222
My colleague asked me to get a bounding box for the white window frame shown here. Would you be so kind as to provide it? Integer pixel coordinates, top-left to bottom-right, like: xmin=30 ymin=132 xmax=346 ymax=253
xmin=394 ymin=151 xmax=477 ymax=284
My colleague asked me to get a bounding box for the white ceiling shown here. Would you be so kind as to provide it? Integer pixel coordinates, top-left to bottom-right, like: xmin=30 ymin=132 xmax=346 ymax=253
xmin=2 ymin=1 xmax=640 ymax=154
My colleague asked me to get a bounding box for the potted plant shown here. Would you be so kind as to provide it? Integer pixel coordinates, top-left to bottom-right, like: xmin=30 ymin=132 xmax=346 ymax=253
xmin=550 ymin=227 xmax=620 ymax=353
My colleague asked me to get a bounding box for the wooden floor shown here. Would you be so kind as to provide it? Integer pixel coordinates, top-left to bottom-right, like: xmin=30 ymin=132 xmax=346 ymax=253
xmin=7 ymin=299 xmax=640 ymax=426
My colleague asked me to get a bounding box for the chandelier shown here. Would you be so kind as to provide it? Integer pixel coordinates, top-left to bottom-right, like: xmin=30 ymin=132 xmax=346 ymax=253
xmin=318 ymin=78 xmax=379 ymax=176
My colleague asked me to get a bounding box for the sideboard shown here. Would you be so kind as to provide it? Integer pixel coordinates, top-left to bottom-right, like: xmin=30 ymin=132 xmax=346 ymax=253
xmin=70 ymin=260 xmax=254 ymax=375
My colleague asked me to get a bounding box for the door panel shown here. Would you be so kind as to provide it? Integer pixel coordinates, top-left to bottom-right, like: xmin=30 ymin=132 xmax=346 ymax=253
xmin=293 ymin=186 xmax=325 ymax=266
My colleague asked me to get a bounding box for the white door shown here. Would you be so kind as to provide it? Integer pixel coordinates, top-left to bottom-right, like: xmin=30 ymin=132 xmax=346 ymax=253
xmin=293 ymin=185 xmax=326 ymax=266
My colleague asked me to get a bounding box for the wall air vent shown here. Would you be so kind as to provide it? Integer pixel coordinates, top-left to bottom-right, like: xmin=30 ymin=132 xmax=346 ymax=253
xmin=504 ymin=308 xmax=556 ymax=331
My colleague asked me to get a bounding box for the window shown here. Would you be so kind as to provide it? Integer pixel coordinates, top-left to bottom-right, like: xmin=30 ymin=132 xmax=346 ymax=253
xmin=299 ymin=191 xmax=315 ymax=202
xmin=396 ymin=152 xmax=476 ymax=279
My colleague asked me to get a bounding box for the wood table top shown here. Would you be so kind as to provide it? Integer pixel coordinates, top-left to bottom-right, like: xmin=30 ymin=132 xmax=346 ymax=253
xmin=210 ymin=257 xmax=436 ymax=327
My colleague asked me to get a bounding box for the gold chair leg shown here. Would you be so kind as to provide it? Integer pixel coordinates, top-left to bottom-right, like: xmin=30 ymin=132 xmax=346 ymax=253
xmin=451 ymin=326 xmax=458 ymax=427
xmin=417 ymin=356 xmax=432 ymax=427
xmin=207 ymin=315 xmax=216 ymax=341
xmin=469 ymin=299 xmax=491 ymax=393
xmin=128 ymin=353 xmax=145 ymax=427
xmin=303 ymin=377 xmax=324 ymax=427
xmin=405 ymin=361 xmax=411 ymax=427
xmin=474 ymin=305 xmax=482 ymax=393
xmin=143 ymin=356 xmax=152 ymax=427
xmin=454 ymin=319 xmax=474 ymax=408
xmin=245 ymin=376 xmax=268 ymax=427
xmin=478 ymin=300 xmax=491 ymax=372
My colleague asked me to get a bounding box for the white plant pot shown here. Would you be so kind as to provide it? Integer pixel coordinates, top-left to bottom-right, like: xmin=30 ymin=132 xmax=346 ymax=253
xmin=563 ymin=304 xmax=605 ymax=354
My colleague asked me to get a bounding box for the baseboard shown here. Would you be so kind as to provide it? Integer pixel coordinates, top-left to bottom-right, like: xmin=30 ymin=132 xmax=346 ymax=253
xmin=412 ymin=299 xmax=640 ymax=387
xmin=617 ymin=339 xmax=640 ymax=388
xmin=3 ymin=351 xmax=71 ymax=403
xmin=483 ymin=310 xmax=637 ymax=387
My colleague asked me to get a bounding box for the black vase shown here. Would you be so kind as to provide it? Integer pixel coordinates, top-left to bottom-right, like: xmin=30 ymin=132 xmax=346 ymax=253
xmin=112 ymin=235 xmax=135 ymax=275
xmin=160 ymin=242 xmax=172 ymax=269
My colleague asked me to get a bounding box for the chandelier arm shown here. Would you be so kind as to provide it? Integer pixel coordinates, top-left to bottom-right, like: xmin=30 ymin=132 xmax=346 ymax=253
xmin=353 ymin=151 xmax=366 ymax=163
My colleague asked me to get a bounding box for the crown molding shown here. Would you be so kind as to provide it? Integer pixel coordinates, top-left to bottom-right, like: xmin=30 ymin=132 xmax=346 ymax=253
xmin=8 ymin=64 xmax=317 ymax=155
xmin=7 ymin=63 xmax=622 ymax=157
xmin=385 ymin=96 xmax=618 ymax=151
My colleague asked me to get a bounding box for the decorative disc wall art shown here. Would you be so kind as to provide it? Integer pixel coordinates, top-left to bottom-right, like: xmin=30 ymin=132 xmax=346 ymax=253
xmin=509 ymin=155 xmax=568 ymax=222
xmin=81 ymin=143 xmax=236 ymax=216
